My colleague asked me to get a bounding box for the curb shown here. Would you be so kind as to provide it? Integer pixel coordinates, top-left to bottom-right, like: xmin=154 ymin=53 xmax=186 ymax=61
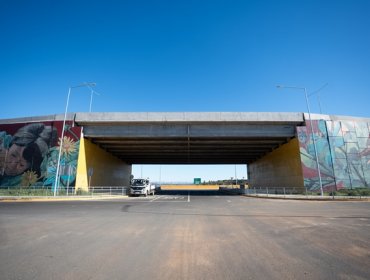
xmin=243 ymin=194 xmax=370 ymax=202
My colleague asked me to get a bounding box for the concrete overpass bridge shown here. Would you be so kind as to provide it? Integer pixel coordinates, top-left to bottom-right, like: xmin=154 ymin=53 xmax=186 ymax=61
xmin=78 ymin=112 xmax=303 ymax=164
xmin=1 ymin=112 xmax=369 ymax=193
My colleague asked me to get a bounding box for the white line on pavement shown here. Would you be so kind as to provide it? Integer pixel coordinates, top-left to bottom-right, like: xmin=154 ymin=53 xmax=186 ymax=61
xmin=150 ymin=196 xmax=161 ymax=202
xmin=127 ymin=195 xmax=189 ymax=203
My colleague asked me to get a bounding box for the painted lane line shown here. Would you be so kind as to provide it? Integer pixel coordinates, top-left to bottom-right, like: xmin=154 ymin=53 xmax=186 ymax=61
xmin=126 ymin=195 xmax=189 ymax=203
xmin=38 ymin=235 xmax=49 ymax=240
xmin=150 ymin=196 xmax=161 ymax=202
xmin=124 ymin=201 xmax=189 ymax=203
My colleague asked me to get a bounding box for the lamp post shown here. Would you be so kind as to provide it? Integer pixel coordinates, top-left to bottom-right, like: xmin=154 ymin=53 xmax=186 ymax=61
xmin=234 ymin=164 xmax=238 ymax=186
xmin=159 ymin=165 xmax=162 ymax=185
xmin=276 ymin=85 xmax=324 ymax=196
xmin=86 ymin=84 xmax=100 ymax=112
xmin=308 ymin=83 xmax=328 ymax=115
xmin=53 ymin=82 xmax=96 ymax=196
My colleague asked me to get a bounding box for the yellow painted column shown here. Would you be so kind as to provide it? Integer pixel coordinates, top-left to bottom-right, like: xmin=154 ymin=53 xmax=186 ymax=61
xmin=75 ymin=135 xmax=89 ymax=192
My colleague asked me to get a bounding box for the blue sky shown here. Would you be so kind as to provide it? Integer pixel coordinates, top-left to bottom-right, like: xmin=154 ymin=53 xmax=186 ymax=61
xmin=1 ymin=0 xmax=369 ymax=182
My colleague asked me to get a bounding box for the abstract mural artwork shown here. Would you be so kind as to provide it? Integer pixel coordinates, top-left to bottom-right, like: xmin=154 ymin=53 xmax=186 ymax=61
xmin=297 ymin=119 xmax=370 ymax=191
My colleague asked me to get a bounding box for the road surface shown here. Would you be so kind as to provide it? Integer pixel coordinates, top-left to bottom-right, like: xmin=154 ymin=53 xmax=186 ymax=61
xmin=0 ymin=190 xmax=369 ymax=279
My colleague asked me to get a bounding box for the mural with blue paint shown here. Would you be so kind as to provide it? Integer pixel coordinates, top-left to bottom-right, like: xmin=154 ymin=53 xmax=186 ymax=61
xmin=297 ymin=120 xmax=370 ymax=191
xmin=0 ymin=121 xmax=81 ymax=189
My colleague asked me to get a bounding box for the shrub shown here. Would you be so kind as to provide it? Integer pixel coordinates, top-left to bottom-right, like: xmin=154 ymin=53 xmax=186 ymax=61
xmin=336 ymin=188 xmax=370 ymax=196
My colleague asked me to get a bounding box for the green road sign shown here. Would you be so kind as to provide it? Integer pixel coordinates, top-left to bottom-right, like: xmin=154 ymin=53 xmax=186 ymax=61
xmin=194 ymin=178 xmax=201 ymax=185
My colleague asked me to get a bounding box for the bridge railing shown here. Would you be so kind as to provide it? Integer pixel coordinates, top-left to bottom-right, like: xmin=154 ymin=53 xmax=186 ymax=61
xmin=88 ymin=186 xmax=129 ymax=196
xmin=245 ymin=187 xmax=305 ymax=196
xmin=0 ymin=186 xmax=129 ymax=197
xmin=243 ymin=187 xmax=370 ymax=199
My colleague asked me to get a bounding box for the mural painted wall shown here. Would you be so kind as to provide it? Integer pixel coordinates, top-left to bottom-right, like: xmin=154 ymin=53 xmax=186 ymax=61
xmin=297 ymin=120 xmax=370 ymax=191
xmin=0 ymin=121 xmax=81 ymax=189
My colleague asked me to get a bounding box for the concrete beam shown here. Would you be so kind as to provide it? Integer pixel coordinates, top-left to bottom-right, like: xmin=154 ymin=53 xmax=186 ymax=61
xmin=83 ymin=124 xmax=297 ymax=138
xmin=75 ymin=112 xmax=305 ymax=124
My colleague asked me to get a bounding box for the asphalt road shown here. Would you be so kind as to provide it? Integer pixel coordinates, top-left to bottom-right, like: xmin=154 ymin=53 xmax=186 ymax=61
xmin=0 ymin=190 xmax=370 ymax=280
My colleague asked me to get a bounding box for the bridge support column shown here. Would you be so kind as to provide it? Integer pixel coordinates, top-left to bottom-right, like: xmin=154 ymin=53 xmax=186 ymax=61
xmin=75 ymin=135 xmax=131 ymax=192
xmin=248 ymin=138 xmax=304 ymax=190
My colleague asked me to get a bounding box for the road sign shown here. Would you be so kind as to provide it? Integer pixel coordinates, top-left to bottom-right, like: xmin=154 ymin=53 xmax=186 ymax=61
xmin=193 ymin=178 xmax=201 ymax=185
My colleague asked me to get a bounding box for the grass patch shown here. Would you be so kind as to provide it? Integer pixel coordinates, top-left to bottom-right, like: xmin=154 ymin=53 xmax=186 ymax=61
xmin=328 ymin=188 xmax=370 ymax=196
xmin=0 ymin=188 xmax=54 ymax=196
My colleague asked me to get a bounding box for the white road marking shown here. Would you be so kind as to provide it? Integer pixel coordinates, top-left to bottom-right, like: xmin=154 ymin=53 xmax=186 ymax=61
xmin=38 ymin=235 xmax=48 ymax=240
xmin=127 ymin=192 xmax=195 ymax=203
xmin=150 ymin=196 xmax=161 ymax=202
xmin=127 ymin=195 xmax=189 ymax=203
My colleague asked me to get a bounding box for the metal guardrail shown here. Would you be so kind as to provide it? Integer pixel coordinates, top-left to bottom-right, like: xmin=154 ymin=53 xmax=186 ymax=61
xmin=245 ymin=187 xmax=304 ymax=195
xmin=243 ymin=187 xmax=370 ymax=200
xmin=219 ymin=186 xmax=370 ymax=199
xmin=89 ymin=186 xmax=128 ymax=196
xmin=0 ymin=186 xmax=129 ymax=196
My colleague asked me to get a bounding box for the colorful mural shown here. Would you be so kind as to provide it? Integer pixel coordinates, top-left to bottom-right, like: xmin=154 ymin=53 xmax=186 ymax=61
xmin=297 ymin=119 xmax=370 ymax=191
xmin=0 ymin=121 xmax=81 ymax=189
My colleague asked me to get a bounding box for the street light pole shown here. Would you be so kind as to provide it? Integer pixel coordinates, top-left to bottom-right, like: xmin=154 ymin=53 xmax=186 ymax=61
xmin=276 ymin=85 xmax=324 ymax=196
xmin=159 ymin=165 xmax=162 ymax=186
xmin=235 ymin=164 xmax=238 ymax=186
xmin=53 ymin=82 xmax=96 ymax=196
xmin=308 ymin=83 xmax=328 ymax=115
xmin=86 ymin=84 xmax=100 ymax=112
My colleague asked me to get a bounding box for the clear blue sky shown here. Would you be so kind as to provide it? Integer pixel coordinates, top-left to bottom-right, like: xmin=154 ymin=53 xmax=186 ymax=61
xmin=1 ymin=0 xmax=369 ymax=182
